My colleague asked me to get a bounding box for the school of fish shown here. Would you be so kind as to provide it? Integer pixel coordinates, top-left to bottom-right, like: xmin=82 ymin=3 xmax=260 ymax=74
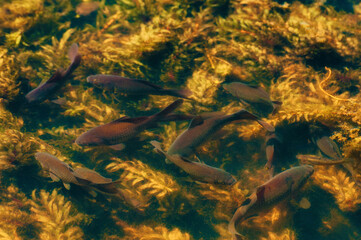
xmin=26 ymin=43 xmax=347 ymax=239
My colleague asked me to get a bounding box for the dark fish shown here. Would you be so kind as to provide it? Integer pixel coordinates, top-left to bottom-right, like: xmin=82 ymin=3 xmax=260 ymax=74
xmin=265 ymin=131 xmax=282 ymax=177
xmin=87 ymin=75 xmax=192 ymax=99
xmin=35 ymin=152 xmax=89 ymax=190
xmin=228 ymin=165 xmax=314 ymax=240
xmin=75 ymin=99 xmax=183 ymax=148
xmin=167 ymin=110 xmax=273 ymax=157
xmin=223 ymin=82 xmax=282 ymax=112
xmin=25 ymin=43 xmax=81 ymax=103
xmin=150 ymin=141 xmax=236 ymax=185
xmin=76 ymin=2 xmax=99 ymax=16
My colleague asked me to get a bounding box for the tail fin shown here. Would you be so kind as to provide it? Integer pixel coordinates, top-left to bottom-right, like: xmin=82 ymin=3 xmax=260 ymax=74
xmin=63 ymin=43 xmax=81 ymax=78
xmin=225 ymin=110 xmax=258 ymax=123
xmin=256 ymin=120 xmax=275 ymax=132
xmin=150 ymin=99 xmax=183 ymax=122
xmin=228 ymin=220 xmax=246 ymax=240
xmin=162 ymin=88 xmax=193 ymax=99
xmin=271 ymin=100 xmax=282 ymax=114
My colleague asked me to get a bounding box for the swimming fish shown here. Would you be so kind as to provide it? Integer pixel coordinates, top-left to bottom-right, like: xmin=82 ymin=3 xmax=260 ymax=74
xmin=313 ymin=136 xmax=342 ymax=159
xmin=150 ymin=141 xmax=236 ymax=185
xmin=265 ymin=130 xmax=282 ymax=177
xmin=73 ymin=167 xmax=120 ymax=194
xmin=35 ymin=152 xmax=89 ymax=190
xmin=87 ymin=74 xmax=192 ymax=99
xmin=167 ymin=110 xmax=273 ymax=157
xmin=76 ymin=1 xmax=99 ymax=16
xmin=228 ymin=165 xmax=314 ymax=240
xmin=25 ymin=43 xmax=81 ymax=103
xmin=223 ymin=82 xmax=282 ymax=112
xmin=75 ymin=99 xmax=183 ymax=148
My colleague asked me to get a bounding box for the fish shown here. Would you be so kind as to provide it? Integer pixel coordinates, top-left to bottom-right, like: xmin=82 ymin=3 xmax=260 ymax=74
xmin=73 ymin=167 xmax=120 ymax=194
xmin=76 ymin=1 xmax=99 ymax=16
xmin=223 ymin=82 xmax=282 ymax=112
xmin=87 ymin=74 xmax=193 ymax=99
xmin=75 ymin=99 xmax=183 ymax=148
xmin=25 ymin=43 xmax=81 ymax=103
xmin=167 ymin=110 xmax=273 ymax=157
xmin=35 ymin=152 xmax=90 ymax=190
xmin=313 ymin=136 xmax=342 ymax=160
xmin=265 ymin=131 xmax=282 ymax=177
xmin=228 ymin=165 xmax=314 ymax=240
xmin=150 ymin=141 xmax=236 ymax=185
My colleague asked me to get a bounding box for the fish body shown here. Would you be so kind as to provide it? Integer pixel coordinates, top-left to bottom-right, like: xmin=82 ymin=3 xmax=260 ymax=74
xmin=314 ymin=136 xmax=341 ymax=159
xmin=167 ymin=110 xmax=262 ymax=157
xmin=76 ymin=1 xmax=99 ymax=16
xmin=228 ymin=165 xmax=314 ymax=240
xmin=73 ymin=167 xmax=119 ymax=194
xmin=75 ymin=99 xmax=183 ymax=147
xmin=87 ymin=75 xmax=192 ymax=99
xmin=223 ymin=82 xmax=281 ymax=111
xmin=150 ymin=141 xmax=236 ymax=185
xmin=265 ymin=131 xmax=282 ymax=177
xmin=25 ymin=43 xmax=81 ymax=103
xmin=35 ymin=152 xmax=87 ymax=189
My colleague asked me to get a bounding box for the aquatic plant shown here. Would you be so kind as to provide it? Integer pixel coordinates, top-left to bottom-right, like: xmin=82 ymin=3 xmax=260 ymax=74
xmin=30 ymin=189 xmax=88 ymax=240
xmin=313 ymin=166 xmax=361 ymax=212
xmin=121 ymin=223 xmax=192 ymax=240
xmin=106 ymin=158 xmax=180 ymax=208
xmin=0 ymin=48 xmax=20 ymax=102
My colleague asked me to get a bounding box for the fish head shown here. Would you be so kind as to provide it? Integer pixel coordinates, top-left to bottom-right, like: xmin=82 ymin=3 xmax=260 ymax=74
xmin=87 ymin=75 xmax=98 ymax=84
xmin=34 ymin=152 xmax=51 ymax=171
xmin=75 ymin=132 xmax=103 ymax=146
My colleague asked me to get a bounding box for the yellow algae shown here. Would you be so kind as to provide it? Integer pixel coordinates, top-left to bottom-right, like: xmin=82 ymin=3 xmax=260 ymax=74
xmin=0 ymin=49 xmax=20 ymax=102
xmin=122 ymin=224 xmax=192 ymax=240
xmin=313 ymin=166 xmax=361 ymax=212
xmin=260 ymin=229 xmax=296 ymax=240
xmin=30 ymin=190 xmax=87 ymax=240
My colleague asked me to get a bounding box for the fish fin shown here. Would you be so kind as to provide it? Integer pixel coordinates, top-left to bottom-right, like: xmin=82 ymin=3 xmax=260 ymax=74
xmin=73 ymin=175 xmax=93 ymax=185
xmin=133 ymin=79 xmax=164 ymax=89
xmin=256 ymin=186 xmax=266 ymax=202
xmin=109 ymin=143 xmax=126 ymax=151
xmin=89 ymin=190 xmax=98 ymax=197
xmin=265 ymin=145 xmax=274 ymax=169
xmin=256 ymin=120 xmax=275 ymax=132
xmin=194 ymin=154 xmax=202 ymax=163
xmin=152 ymin=99 xmax=183 ymax=121
xmin=298 ymin=197 xmax=311 ymax=209
xmin=111 ymin=116 xmax=148 ymax=124
xmin=68 ymin=43 xmax=79 ymax=62
xmin=63 ymin=183 xmax=71 ymax=190
xmin=162 ymin=88 xmax=193 ymax=99
xmin=240 ymin=198 xmax=251 ymax=206
xmin=49 ymin=172 xmax=60 ymax=182
xmin=180 ymin=156 xmax=194 ymax=163
xmin=188 ymin=116 xmax=204 ymax=129
xmin=271 ymin=101 xmax=282 ymax=114
xmin=51 ymin=97 xmax=67 ymax=105
xmin=150 ymin=141 xmax=167 ymax=156
xmin=45 ymin=70 xmax=64 ymax=83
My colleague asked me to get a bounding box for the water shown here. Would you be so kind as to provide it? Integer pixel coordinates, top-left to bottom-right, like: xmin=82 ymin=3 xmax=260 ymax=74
xmin=1 ymin=0 xmax=361 ymax=239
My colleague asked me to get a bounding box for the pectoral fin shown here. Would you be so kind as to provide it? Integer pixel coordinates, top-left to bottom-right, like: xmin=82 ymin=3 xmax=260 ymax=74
xmin=50 ymin=172 xmax=60 ymax=182
xmin=109 ymin=143 xmax=126 ymax=151
xmin=63 ymin=183 xmax=71 ymax=190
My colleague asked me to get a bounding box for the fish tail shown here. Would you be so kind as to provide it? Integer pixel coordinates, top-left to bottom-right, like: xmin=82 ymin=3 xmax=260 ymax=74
xmin=226 ymin=110 xmax=258 ymax=123
xmin=162 ymin=88 xmax=193 ymax=99
xmin=151 ymin=99 xmax=183 ymax=122
xmin=271 ymin=100 xmax=282 ymax=114
xmin=228 ymin=219 xmax=246 ymax=240
xmin=63 ymin=43 xmax=81 ymax=78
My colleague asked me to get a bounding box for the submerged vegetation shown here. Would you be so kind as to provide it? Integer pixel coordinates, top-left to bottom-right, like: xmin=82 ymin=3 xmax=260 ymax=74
xmin=1 ymin=0 xmax=361 ymax=239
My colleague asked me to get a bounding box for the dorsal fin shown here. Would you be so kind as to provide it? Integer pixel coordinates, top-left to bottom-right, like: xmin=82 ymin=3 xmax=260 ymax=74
xmin=68 ymin=43 xmax=79 ymax=63
xmin=188 ymin=116 xmax=204 ymax=129
xmin=110 ymin=116 xmax=148 ymax=124
xmin=46 ymin=70 xmax=64 ymax=83
xmin=133 ymin=79 xmax=163 ymax=90
xmin=180 ymin=156 xmax=194 ymax=163
xmin=256 ymin=186 xmax=266 ymax=203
